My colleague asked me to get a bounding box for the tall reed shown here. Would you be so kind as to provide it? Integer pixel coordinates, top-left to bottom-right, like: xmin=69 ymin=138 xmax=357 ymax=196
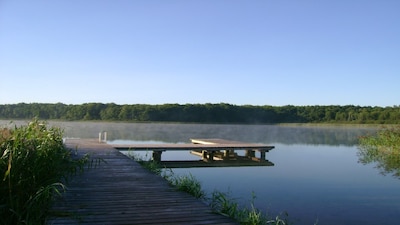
xmin=0 ymin=120 xmax=88 ymax=225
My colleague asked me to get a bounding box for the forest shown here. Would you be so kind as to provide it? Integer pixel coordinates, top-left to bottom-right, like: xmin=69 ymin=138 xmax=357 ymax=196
xmin=0 ymin=103 xmax=399 ymax=124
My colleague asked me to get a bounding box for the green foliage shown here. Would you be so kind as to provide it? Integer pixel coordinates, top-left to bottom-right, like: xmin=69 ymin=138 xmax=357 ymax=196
xmin=0 ymin=119 xmax=89 ymax=224
xmin=210 ymin=190 xmax=288 ymax=225
xmin=1 ymin=103 xmax=400 ymax=124
xmin=167 ymin=173 xmax=205 ymax=199
xmin=358 ymin=126 xmax=400 ymax=177
xmin=127 ymin=152 xmax=206 ymax=199
xmin=210 ymin=190 xmax=240 ymax=218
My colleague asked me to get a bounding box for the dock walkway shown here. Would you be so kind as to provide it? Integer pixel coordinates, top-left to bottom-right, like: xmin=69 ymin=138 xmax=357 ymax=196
xmin=49 ymin=139 xmax=236 ymax=225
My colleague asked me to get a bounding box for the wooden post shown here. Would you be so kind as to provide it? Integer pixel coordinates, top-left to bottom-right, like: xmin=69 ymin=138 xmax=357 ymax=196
xmin=103 ymin=132 xmax=107 ymax=142
xmin=99 ymin=132 xmax=102 ymax=143
xmin=201 ymin=151 xmax=208 ymax=161
xmin=224 ymin=150 xmax=229 ymax=158
xmin=245 ymin=150 xmax=255 ymax=158
xmin=152 ymin=151 xmax=162 ymax=162
xmin=259 ymin=150 xmax=266 ymax=162
xmin=208 ymin=151 xmax=214 ymax=161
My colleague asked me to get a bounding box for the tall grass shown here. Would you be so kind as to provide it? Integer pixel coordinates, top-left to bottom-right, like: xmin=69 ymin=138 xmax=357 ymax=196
xmin=167 ymin=173 xmax=205 ymax=199
xmin=210 ymin=190 xmax=288 ymax=225
xmin=0 ymin=120 xmax=89 ymax=225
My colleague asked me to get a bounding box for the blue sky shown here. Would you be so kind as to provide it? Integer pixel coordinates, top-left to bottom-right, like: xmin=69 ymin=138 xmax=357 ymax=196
xmin=0 ymin=1 xmax=399 ymax=106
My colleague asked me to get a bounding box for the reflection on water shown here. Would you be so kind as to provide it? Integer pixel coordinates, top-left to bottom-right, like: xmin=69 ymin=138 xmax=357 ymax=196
xmin=173 ymin=144 xmax=400 ymax=225
xmin=1 ymin=120 xmax=397 ymax=225
xmin=358 ymin=126 xmax=400 ymax=179
xmin=358 ymin=145 xmax=400 ymax=178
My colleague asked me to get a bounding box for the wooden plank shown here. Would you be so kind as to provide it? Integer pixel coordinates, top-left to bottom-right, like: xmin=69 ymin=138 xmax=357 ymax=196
xmin=113 ymin=144 xmax=274 ymax=150
xmin=113 ymin=142 xmax=274 ymax=152
xmin=48 ymin=139 xmax=237 ymax=225
xmin=190 ymin=138 xmax=247 ymax=145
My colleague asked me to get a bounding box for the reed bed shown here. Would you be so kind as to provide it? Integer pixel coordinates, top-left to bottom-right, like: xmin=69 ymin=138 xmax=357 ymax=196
xmin=0 ymin=120 xmax=88 ymax=225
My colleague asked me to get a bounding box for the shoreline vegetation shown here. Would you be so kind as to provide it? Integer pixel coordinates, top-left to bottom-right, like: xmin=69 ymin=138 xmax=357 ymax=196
xmin=358 ymin=125 xmax=400 ymax=178
xmin=0 ymin=120 xmax=90 ymax=225
xmin=1 ymin=103 xmax=399 ymax=124
xmin=131 ymin=153 xmax=289 ymax=225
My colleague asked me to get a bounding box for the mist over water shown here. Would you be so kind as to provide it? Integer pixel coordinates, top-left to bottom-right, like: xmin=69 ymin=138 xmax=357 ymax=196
xmin=31 ymin=121 xmax=378 ymax=146
xmin=1 ymin=121 xmax=397 ymax=225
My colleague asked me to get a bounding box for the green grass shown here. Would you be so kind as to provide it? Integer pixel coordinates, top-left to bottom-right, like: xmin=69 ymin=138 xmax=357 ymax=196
xmin=0 ymin=119 xmax=89 ymax=225
xmin=167 ymin=173 xmax=205 ymax=199
xmin=210 ymin=190 xmax=288 ymax=225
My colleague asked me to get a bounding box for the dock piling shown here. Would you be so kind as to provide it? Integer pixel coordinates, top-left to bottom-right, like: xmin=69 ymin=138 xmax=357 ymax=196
xmin=98 ymin=131 xmax=107 ymax=143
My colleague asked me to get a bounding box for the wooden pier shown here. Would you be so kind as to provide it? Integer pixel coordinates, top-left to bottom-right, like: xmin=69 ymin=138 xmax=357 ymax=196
xmin=48 ymin=139 xmax=237 ymax=225
xmin=113 ymin=138 xmax=275 ymax=168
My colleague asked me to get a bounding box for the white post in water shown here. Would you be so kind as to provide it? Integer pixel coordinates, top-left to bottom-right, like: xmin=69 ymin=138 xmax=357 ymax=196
xmin=103 ymin=131 xmax=107 ymax=142
xmin=99 ymin=132 xmax=102 ymax=143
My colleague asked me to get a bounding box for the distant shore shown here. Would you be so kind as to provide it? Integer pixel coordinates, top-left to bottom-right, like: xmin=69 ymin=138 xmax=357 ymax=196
xmin=1 ymin=103 xmax=399 ymax=124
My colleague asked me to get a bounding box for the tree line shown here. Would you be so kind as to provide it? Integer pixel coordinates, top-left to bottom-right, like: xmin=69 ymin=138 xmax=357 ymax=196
xmin=0 ymin=103 xmax=399 ymax=124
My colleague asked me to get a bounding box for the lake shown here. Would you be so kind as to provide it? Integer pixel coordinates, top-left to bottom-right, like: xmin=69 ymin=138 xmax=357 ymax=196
xmin=2 ymin=120 xmax=399 ymax=225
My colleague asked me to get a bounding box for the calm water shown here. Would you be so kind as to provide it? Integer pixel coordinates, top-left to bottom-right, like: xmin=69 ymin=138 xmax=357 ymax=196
xmin=2 ymin=121 xmax=399 ymax=225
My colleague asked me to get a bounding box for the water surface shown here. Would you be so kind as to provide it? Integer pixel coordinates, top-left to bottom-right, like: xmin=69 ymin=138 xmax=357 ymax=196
xmin=1 ymin=121 xmax=398 ymax=225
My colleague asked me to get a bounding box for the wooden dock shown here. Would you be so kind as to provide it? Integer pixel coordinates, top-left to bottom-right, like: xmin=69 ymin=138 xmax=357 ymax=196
xmin=113 ymin=138 xmax=275 ymax=166
xmin=48 ymin=139 xmax=237 ymax=225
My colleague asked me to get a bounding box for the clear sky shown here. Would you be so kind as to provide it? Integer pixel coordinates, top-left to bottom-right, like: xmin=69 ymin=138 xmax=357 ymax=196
xmin=0 ymin=1 xmax=399 ymax=107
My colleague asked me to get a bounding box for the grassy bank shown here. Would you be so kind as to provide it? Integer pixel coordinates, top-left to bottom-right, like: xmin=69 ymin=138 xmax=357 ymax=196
xmin=0 ymin=120 xmax=89 ymax=225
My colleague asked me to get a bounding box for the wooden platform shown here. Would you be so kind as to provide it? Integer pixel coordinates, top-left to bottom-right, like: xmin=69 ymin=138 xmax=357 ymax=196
xmin=113 ymin=138 xmax=275 ymax=164
xmin=48 ymin=139 xmax=237 ymax=225
xmin=113 ymin=139 xmax=274 ymax=151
